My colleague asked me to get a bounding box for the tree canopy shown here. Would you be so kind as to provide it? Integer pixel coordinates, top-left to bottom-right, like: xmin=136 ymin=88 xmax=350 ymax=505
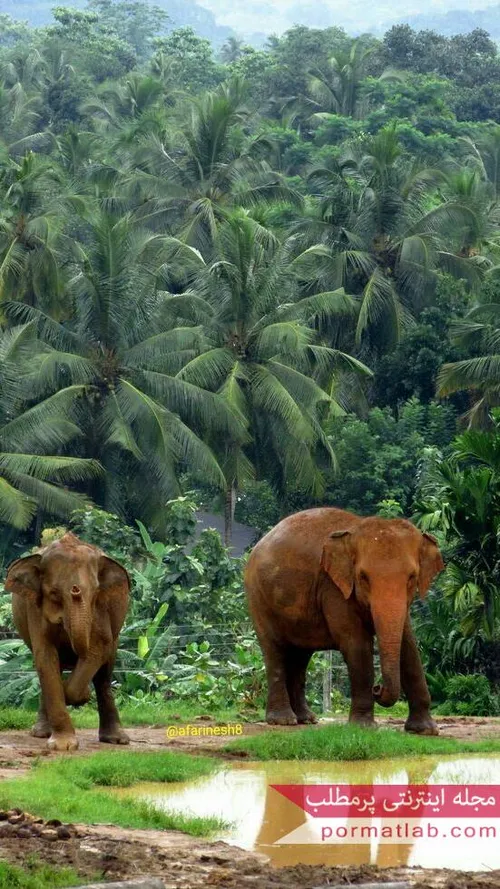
xmin=0 ymin=7 xmax=499 ymax=543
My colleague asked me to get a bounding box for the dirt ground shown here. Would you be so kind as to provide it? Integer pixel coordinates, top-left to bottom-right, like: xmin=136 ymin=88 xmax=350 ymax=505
xmin=1 ymin=717 xmax=500 ymax=888
xmin=2 ymin=715 xmax=500 ymax=768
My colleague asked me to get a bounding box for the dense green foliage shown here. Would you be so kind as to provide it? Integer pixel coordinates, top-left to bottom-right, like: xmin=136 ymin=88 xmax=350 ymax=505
xmin=1 ymin=9 xmax=497 ymax=538
xmin=413 ymin=415 xmax=500 ymax=687
xmin=433 ymin=674 xmax=500 ymax=716
xmin=1 ymin=6 xmax=500 ymax=716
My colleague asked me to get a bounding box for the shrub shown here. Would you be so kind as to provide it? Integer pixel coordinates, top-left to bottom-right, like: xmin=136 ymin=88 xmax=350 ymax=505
xmin=437 ymin=674 xmax=500 ymax=716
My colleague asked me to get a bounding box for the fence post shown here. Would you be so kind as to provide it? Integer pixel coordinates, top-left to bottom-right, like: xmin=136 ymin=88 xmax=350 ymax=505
xmin=323 ymin=650 xmax=332 ymax=714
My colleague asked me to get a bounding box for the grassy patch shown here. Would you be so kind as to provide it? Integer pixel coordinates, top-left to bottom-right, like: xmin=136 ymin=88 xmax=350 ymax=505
xmin=0 ymin=702 xmax=246 ymax=731
xmin=0 ymin=709 xmax=35 ymax=731
xmin=0 ymin=750 xmax=225 ymax=836
xmin=0 ymin=859 xmax=90 ymax=888
xmin=227 ymin=722 xmax=500 ymax=761
xmin=43 ymin=749 xmax=220 ymax=788
xmin=0 ymin=699 xmax=424 ymax=732
xmin=374 ymin=701 xmax=409 ymax=717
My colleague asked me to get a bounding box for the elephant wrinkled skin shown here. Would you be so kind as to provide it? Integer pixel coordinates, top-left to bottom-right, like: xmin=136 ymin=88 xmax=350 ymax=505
xmin=5 ymin=532 xmax=130 ymax=751
xmin=245 ymin=508 xmax=444 ymax=734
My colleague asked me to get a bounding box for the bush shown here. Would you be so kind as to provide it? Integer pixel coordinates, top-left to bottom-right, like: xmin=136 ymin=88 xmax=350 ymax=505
xmin=436 ymin=674 xmax=500 ymax=716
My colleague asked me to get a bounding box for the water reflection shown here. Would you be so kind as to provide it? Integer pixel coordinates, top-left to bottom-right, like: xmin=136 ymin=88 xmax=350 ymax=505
xmin=117 ymin=756 xmax=500 ymax=870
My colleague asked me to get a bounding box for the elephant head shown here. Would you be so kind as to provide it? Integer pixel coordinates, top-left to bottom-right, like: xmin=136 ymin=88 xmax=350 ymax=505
xmin=5 ymin=533 xmax=130 ymax=657
xmin=321 ymin=518 xmax=444 ymax=708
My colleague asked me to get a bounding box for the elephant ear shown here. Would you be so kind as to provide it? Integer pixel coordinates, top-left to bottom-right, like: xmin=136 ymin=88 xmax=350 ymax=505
xmin=98 ymin=556 xmax=130 ymax=599
xmin=5 ymin=554 xmax=42 ymax=604
xmin=419 ymin=532 xmax=444 ymax=598
xmin=321 ymin=530 xmax=354 ymax=600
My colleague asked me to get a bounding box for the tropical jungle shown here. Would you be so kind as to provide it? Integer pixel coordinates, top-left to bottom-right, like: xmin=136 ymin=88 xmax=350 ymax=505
xmin=1 ymin=2 xmax=500 ymax=726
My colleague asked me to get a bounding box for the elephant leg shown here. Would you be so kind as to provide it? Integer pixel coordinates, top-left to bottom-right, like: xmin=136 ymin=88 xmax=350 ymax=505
xmin=343 ymin=634 xmax=375 ymax=727
xmin=261 ymin=640 xmax=297 ymax=725
xmin=64 ymin=651 xmax=104 ymax=706
xmin=33 ymin=646 xmax=77 ymax=751
xmin=401 ymin=618 xmax=439 ymax=736
xmin=93 ymin=662 xmax=129 ymax=745
xmin=285 ymin=648 xmax=317 ymax=724
xmin=31 ymin=692 xmax=51 ymax=739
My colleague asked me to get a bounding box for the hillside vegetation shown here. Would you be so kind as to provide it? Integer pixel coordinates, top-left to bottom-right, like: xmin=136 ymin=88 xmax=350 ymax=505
xmin=1 ymin=6 xmax=500 ymax=716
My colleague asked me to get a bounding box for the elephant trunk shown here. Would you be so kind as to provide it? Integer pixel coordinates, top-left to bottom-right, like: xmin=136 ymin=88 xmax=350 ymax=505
xmin=64 ymin=592 xmax=91 ymax=658
xmin=371 ymin=595 xmax=407 ymax=709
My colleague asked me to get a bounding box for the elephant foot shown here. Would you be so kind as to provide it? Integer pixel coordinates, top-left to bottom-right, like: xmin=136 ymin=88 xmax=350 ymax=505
xmin=295 ymin=709 xmax=318 ymax=724
xmin=64 ymin=680 xmax=91 ymax=708
xmin=31 ymin=721 xmax=51 ymax=739
xmin=266 ymin=709 xmax=298 ymax=726
xmin=405 ymin=714 xmax=439 ymax=736
xmin=47 ymin=732 xmax=79 ymax=752
xmin=30 ymin=716 xmax=52 ymax=738
xmin=99 ymin=728 xmax=130 ymax=745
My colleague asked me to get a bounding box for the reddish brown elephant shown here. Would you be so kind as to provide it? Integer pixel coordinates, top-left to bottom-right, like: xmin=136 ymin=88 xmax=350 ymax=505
xmin=5 ymin=532 xmax=130 ymax=751
xmin=245 ymin=508 xmax=444 ymax=734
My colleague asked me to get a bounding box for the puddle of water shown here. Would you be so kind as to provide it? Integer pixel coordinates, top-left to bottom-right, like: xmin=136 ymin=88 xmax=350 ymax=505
xmin=116 ymin=756 xmax=500 ymax=870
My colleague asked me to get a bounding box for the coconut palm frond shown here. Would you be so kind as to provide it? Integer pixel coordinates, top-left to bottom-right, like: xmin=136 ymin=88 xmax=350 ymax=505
xmin=0 ymin=476 xmax=37 ymax=530
xmin=356 ymin=268 xmax=401 ymax=345
xmin=438 ymin=357 xmax=500 ymax=396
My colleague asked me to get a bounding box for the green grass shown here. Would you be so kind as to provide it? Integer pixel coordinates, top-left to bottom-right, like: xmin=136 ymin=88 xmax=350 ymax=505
xmin=0 ymin=859 xmax=90 ymax=888
xmin=42 ymin=749 xmax=221 ymax=787
xmin=227 ymin=722 xmax=500 ymax=761
xmin=0 ymin=709 xmax=34 ymax=731
xmin=0 ymin=702 xmax=245 ymax=731
xmin=0 ymin=700 xmax=408 ymax=732
xmin=0 ymin=750 xmax=225 ymax=836
xmin=374 ymin=701 xmax=409 ymax=717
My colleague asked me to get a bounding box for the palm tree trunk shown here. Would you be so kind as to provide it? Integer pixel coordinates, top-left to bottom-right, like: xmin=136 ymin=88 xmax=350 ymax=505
xmin=34 ymin=508 xmax=43 ymax=546
xmin=224 ymin=482 xmax=236 ymax=547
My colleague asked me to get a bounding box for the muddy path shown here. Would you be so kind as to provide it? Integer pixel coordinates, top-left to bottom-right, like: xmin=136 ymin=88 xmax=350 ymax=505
xmin=0 ymin=815 xmax=499 ymax=889
xmin=1 ymin=718 xmax=500 ymax=888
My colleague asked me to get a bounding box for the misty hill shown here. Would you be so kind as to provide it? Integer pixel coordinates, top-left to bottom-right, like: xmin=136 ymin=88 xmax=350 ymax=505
xmin=1 ymin=0 xmax=233 ymax=44
xmin=399 ymin=4 xmax=500 ymax=38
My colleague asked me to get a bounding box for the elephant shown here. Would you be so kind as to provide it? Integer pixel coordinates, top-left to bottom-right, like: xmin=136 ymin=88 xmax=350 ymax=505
xmin=245 ymin=508 xmax=444 ymax=734
xmin=5 ymin=532 xmax=130 ymax=751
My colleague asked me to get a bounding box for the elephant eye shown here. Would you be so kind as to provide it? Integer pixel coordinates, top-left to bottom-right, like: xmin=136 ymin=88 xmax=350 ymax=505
xmin=359 ymin=570 xmax=369 ymax=584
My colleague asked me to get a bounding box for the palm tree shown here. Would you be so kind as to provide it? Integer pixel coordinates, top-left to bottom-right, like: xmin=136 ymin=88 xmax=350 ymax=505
xmin=220 ymin=38 xmax=245 ymax=65
xmin=53 ymin=127 xmax=99 ymax=179
xmin=439 ymin=167 xmax=500 ymax=260
xmin=0 ymin=323 xmax=100 ymax=530
xmin=130 ymin=78 xmax=298 ymax=252
xmin=307 ymin=38 xmax=401 ymax=120
xmin=164 ymin=211 xmax=372 ymax=542
xmin=438 ymin=133 xmax=500 ymax=414
xmin=0 ymin=151 xmax=68 ymax=316
xmin=0 ymin=46 xmax=49 ymax=156
xmin=437 ymin=301 xmax=500 ymax=425
xmin=81 ymin=73 xmax=166 ymax=130
xmin=461 ymin=124 xmax=500 ymax=203
xmin=5 ymin=206 xmax=244 ymax=535
xmin=296 ymin=126 xmax=485 ymax=348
